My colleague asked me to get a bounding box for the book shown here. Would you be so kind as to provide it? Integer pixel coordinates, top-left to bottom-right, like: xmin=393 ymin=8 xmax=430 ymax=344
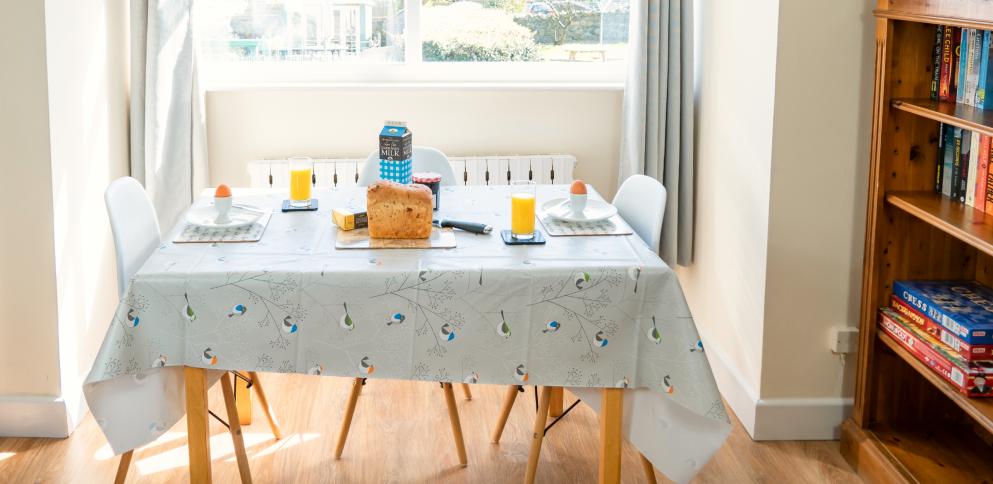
xmin=958 ymin=28 xmax=970 ymax=104
xmin=986 ymin=136 xmax=993 ymax=211
xmin=932 ymin=26 xmax=945 ymax=100
xmin=960 ymin=129 xmax=973 ymax=202
xmin=954 ymin=27 xmax=963 ymax=99
xmin=937 ymin=123 xmax=946 ymax=193
xmin=964 ymin=29 xmax=983 ymax=106
xmin=890 ymin=295 xmax=993 ymax=361
xmin=978 ymin=135 xmax=991 ymax=211
xmin=879 ymin=308 xmax=993 ymax=397
xmin=940 ymin=27 xmax=958 ymax=101
xmin=967 ymin=130 xmax=980 ymax=207
xmin=893 ymin=280 xmax=993 ymax=345
xmin=952 ymin=127 xmax=964 ymax=200
xmin=977 ymin=31 xmax=992 ymax=107
xmin=943 ymin=125 xmax=956 ymax=197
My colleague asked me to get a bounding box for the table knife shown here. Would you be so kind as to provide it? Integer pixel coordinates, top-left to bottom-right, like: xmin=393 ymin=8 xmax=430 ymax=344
xmin=434 ymin=218 xmax=493 ymax=234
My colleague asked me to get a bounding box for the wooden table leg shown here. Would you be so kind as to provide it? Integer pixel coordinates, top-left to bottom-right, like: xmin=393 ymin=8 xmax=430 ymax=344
xmin=598 ymin=388 xmax=623 ymax=484
xmin=335 ymin=378 xmax=363 ymax=459
xmin=492 ymin=385 xmax=519 ymax=444
xmin=184 ymin=367 xmax=212 ymax=484
xmin=461 ymin=383 xmax=473 ymax=401
xmin=549 ymin=387 xmax=564 ymax=418
xmin=114 ymin=450 xmax=134 ymax=484
xmin=221 ymin=372 xmax=253 ymax=484
xmin=442 ymin=383 xmax=468 ymax=467
xmin=639 ymin=452 xmax=657 ymax=484
xmin=235 ymin=372 xmax=252 ymax=426
xmin=247 ymin=372 xmax=281 ymax=439
xmin=524 ymin=387 xmax=553 ymax=484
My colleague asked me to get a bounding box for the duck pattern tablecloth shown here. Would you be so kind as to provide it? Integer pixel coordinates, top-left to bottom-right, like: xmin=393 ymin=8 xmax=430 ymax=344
xmin=84 ymin=185 xmax=729 ymax=483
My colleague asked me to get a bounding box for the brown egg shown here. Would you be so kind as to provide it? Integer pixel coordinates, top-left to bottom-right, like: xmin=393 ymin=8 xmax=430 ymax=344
xmin=570 ymin=180 xmax=587 ymax=195
xmin=215 ymin=184 xmax=232 ymax=198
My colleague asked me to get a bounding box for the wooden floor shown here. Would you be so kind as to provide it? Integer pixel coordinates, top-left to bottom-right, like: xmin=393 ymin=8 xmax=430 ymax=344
xmin=0 ymin=375 xmax=860 ymax=483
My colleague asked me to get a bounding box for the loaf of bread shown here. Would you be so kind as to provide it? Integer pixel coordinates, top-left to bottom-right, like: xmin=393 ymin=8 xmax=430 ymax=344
xmin=367 ymin=180 xmax=433 ymax=239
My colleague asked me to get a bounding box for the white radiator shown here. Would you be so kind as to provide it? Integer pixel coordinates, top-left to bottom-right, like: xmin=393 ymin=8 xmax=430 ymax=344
xmin=246 ymin=154 xmax=577 ymax=188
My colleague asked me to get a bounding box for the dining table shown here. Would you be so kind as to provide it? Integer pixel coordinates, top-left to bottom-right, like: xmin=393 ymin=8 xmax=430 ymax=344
xmin=83 ymin=184 xmax=730 ymax=484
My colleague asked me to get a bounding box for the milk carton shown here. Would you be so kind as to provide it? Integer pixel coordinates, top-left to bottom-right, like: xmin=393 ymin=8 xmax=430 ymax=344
xmin=378 ymin=121 xmax=413 ymax=184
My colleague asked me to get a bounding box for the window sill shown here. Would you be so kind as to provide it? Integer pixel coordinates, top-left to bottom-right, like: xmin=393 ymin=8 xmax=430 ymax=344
xmin=202 ymin=80 xmax=626 ymax=92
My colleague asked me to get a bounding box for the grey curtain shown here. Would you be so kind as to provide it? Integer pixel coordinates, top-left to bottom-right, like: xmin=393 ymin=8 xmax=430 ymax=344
xmin=618 ymin=0 xmax=694 ymax=266
xmin=130 ymin=0 xmax=208 ymax=229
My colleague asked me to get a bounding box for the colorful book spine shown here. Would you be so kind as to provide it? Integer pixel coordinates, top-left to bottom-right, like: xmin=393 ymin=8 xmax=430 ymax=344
xmin=937 ymin=123 xmax=946 ymax=193
xmin=879 ymin=308 xmax=993 ymax=397
xmin=965 ymin=29 xmax=983 ymax=106
xmin=890 ymin=295 xmax=993 ymax=361
xmin=978 ymin=135 xmax=991 ymax=210
xmin=893 ymin=280 xmax=993 ymax=345
xmin=986 ymin=136 xmax=993 ymax=211
xmin=953 ymin=28 xmax=963 ymax=99
xmin=940 ymin=27 xmax=957 ymax=101
xmin=967 ymin=131 xmax=980 ymax=207
xmin=952 ymin=128 xmax=964 ymax=200
xmin=932 ymin=26 xmax=945 ymax=100
xmin=943 ymin=126 xmax=957 ymax=197
xmin=977 ymin=31 xmax=991 ymax=107
xmin=958 ymin=28 xmax=970 ymax=104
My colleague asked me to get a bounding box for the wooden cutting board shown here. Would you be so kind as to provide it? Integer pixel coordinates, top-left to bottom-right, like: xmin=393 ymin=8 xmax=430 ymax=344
xmin=335 ymin=227 xmax=456 ymax=249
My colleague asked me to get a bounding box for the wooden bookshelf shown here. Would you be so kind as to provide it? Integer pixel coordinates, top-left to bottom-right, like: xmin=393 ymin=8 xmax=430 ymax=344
xmin=842 ymin=1 xmax=993 ymax=483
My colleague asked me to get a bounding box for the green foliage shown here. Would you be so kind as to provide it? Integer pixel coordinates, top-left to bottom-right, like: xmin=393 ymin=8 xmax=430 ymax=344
xmin=422 ymin=3 xmax=539 ymax=61
xmin=515 ymin=11 xmax=629 ymax=45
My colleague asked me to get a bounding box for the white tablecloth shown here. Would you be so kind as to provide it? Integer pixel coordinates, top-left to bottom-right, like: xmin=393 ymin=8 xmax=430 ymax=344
xmin=84 ymin=185 xmax=729 ymax=483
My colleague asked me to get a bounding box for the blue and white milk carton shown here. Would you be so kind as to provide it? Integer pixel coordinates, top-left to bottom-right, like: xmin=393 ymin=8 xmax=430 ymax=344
xmin=378 ymin=121 xmax=413 ymax=184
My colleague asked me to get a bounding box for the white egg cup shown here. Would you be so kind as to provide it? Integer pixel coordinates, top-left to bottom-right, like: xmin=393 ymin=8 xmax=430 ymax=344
xmin=570 ymin=193 xmax=588 ymax=217
xmin=214 ymin=196 xmax=232 ymax=225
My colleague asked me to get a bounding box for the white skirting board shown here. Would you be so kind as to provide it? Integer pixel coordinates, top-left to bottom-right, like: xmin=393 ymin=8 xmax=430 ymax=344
xmin=702 ymin=334 xmax=852 ymax=441
xmin=0 ymin=388 xmax=88 ymax=438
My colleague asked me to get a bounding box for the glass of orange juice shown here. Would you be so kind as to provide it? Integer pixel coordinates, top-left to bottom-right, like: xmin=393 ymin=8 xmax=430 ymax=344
xmin=510 ymin=180 xmax=536 ymax=240
xmin=288 ymin=157 xmax=313 ymax=208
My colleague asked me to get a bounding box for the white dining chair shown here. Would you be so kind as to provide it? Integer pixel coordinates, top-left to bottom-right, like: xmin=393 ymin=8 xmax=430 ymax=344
xmin=612 ymin=174 xmax=667 ymax=253
xmin=105 ymin=177 xmax=283 ymax=484
xmin=489 ymin=174 xmax=668 ymax=484
xmin=356 ymin=145 xmax=459 ymax=187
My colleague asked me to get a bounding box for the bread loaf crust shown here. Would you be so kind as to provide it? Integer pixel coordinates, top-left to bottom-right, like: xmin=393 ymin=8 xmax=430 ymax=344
xmin=367 ymin=180 xmax=433 ymax=239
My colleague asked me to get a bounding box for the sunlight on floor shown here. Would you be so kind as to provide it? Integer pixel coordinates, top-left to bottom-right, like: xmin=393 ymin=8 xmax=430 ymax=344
xmin=134 ymin=432 xmax=321 ymax=475
xmin=0 ymin=451 xmax=15 ymax=462
xmin=94 ymin=431 xmax=187 ymax=461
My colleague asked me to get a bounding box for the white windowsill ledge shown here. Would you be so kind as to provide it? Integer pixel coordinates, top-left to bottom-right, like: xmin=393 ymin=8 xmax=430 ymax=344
xmin=203 ymin=81 xmax=626 ymax=92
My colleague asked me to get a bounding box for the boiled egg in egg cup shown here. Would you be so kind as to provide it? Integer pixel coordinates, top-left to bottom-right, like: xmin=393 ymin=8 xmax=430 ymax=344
xmin=214 ymin=184 xmax=232 ymax=224
xmin=570 ymin=180 xmax=588 ymax=217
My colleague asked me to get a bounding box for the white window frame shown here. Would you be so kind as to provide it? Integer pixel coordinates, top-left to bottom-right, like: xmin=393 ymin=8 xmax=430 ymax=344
xmin=198 ymin=1 xmax=629 ymax=89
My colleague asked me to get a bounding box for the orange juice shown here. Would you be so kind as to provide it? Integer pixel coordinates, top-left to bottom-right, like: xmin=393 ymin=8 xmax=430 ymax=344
xmin=511 ymin=193 xmax=536 ymax=236
xmin=290 ymin=168 xmax=312 ymax=203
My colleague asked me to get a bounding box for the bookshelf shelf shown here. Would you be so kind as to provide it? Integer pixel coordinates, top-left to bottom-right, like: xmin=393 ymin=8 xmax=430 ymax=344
xmin=885 ymin=191 xmax=993 ymax=258
xmin=891 ymin=99 xmax=993 ymax=138
xmin=875 ymin=10 xmax=993 ymax=31
xmin=844 ymin=3 xmax=993 ymax=483
xmin=878 ymin=331 xmax=993 ymax=434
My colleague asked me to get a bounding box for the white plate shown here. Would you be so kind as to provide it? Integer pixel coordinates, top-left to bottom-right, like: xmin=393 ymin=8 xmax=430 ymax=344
xmin=185 ymin=205 xmax=262 ymax=229
xmin=541 ymin=198 xmax=618 ymax=223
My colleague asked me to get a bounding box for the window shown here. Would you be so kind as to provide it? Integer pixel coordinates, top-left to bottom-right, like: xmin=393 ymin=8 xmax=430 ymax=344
xmin=197 ymin=0 xmax=630 ymax=85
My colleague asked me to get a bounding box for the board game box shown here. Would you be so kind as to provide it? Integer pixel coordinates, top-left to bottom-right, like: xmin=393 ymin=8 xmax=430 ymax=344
xmin=892 ymin=280 xmax=993 ymax=345
xmin=878 ymin=307 xmax=993 ymax=397
xmin=890 ymin=295 xmax=993 ymax=361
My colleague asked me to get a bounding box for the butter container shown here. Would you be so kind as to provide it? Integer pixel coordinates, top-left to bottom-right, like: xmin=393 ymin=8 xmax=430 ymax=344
xmin=332 ymin=208 xmax=368 ymax=231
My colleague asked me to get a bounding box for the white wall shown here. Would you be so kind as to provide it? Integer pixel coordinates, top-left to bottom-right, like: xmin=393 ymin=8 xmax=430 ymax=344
xmin=206 ymin=87 xmax=624 ymax=197
xmin=676 ymin=0 xmax=780 ymax=434
xmin=679 ymin=0 xmax=874 ymax=440
xmin=44 ymin=0 xmax=131 ymax=430
xmin=0 ymin=1 xmax=61 ymax=400
xmin=0 ymin=0 xmax=129 ymax=437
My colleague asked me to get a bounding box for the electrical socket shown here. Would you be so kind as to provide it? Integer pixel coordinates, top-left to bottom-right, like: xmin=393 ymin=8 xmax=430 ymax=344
xmin=830 ymin=327 xmax=860 ymax=354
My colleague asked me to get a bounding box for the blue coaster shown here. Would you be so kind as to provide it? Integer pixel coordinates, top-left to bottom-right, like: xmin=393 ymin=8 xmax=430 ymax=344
xmin=282 ymin=199 xmax=318 ymax=212
xmin=500 ymin=229 xmax=546 ymax=245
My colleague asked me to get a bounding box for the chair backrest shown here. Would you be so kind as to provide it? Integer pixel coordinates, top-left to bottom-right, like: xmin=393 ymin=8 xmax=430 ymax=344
xmin=613 ymin=175 xmax=667 ymax=253
xmin=357 ymin=146 xmax=458 ymax=187
xmin=105 ymin=177 xmax=162 ymax=299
